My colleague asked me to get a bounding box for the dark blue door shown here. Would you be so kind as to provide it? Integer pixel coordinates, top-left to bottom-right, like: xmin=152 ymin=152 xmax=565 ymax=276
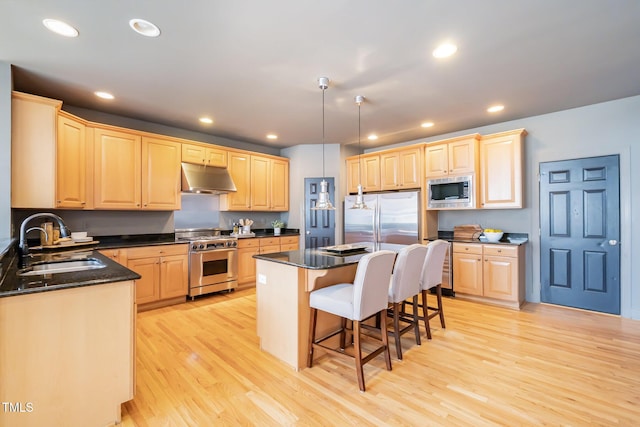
xmin=540 ymin=155 xmax=620 ymax=314
xmin=304 ymin=177 xmax=335 ymax=249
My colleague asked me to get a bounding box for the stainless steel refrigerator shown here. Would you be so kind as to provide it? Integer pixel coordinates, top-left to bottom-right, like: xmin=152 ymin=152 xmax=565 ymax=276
xmin=344 ymin=191 xmax=420 ymax=247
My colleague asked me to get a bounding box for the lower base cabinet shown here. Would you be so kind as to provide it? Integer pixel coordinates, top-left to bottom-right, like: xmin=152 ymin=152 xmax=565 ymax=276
xmin=238 ymin=235 xmax=299 ymax=285
xmin=124 ymin=244 xmax=189 ymax=310
xmin=453 ymin=242 xmax=525 ymax=309
xmin=0 ymin=281 xmax=135 ymax=426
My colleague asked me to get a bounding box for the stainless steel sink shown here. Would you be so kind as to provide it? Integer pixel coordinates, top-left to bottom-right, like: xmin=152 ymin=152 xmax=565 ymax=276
xmin=18 ymin=258 xmax=106 ymax=277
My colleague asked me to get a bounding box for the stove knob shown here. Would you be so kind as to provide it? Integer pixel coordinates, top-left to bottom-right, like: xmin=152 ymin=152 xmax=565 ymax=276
xmin=192 ymin=244 xmax=198 ymax=251
xmin=230 ymin=241 xmax=237 ymax=247
xmin=199 ymin=244 xmax=205 ymax=250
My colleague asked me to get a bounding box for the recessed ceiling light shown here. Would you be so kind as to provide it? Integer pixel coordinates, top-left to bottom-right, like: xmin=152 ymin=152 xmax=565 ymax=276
xmin=129 ymin=19 xmax=161 ymax=37
xmin=433 ymin=43 xmax=457 ymax=58
xmin=367 ymin=134 xmax=378 ymax=141
xmin=42 ymin=19 xmax=79 ymax=37
xmin=266 ymin=134 xmax=278 ymax=140
xmin=94 ymin=91 xmax=114 ymax=100
xmin=421 ymin=122 xmax=434 ymax=128
xmin=487 ymin=105 xmax=505 ymax=113
xmin=199 ymin=117 xmax=213 ymax=124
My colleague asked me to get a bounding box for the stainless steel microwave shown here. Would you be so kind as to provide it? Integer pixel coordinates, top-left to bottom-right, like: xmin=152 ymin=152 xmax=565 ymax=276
xmin=427 ymin=175 xmax=475 ymax=209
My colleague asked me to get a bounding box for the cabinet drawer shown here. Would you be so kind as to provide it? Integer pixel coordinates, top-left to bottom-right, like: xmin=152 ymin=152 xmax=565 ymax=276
xmin=259 ymin=237 xmax=280 ymax=246
xmin=453 ymin=243 xmax=483 ymax=255
xmin=237 ymin=238 xmax=260 ymax=248
xmin=280 ymin=236 xmax=299 ymax=245
xmin=259 ymin=244 xmax=281 ymax=254
xmin=483 ymin=245 xmax=518 ymax=257
xmin=280 ymin=243 xmax=298 ymax=251
xmin=125 ymin=244 xmax=188 ymax=259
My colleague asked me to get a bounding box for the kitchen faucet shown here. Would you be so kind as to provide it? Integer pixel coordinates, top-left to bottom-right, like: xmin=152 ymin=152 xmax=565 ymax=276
xmin=18 ymin=212 xmax=70 ymax=258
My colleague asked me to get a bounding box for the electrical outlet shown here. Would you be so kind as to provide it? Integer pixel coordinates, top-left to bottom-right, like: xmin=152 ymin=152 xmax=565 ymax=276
xmin=258 ymin=274 xmax=267 ymax=285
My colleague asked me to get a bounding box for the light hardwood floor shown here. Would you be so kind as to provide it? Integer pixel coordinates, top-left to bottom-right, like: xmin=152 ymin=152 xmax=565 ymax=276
xmin=121 ymin=288 xmax=640 ymax=426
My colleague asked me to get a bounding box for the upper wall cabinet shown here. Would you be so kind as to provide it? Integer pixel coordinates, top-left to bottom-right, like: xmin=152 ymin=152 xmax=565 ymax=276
xmin=220 ymin=152 xmax=289 ymax=212
xmin=11 ymin=92 xmax=94 ymax=209
xmin=479 ymin=129 xmax=526 ymax=209
xmin=93 ymin=127 xmax=181 ymax=210
xmin=181 ymin=143 xmax=227 ymax=167
xmin=380 ymin=146 xmax=422 ymax=190
xmin=424 ymin=134 xmax=480 ymax=178
xmin=346 ymin=145 xmax=421 ymax=194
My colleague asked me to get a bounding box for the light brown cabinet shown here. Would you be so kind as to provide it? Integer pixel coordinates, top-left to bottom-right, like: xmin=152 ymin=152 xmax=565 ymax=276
xmin=141 ymin=136 xmax=181 ymax=210
xmin=124 ymin=244 xmax=189 ymax=309
xmin=453 ymin=242 xmax=525 ymax=309
xmin=56 ymin=112 xmax=92 ymax=209
xmin=221 ymin=153 xmax=289 ymax=211
xmin=380 ymin=146 xmax=422 ymax=190
xmin=425 ymin=134 xmax=480 ymax=178
xmin=237 ymin=236 xmax=300 ymax=285
xmin=93 ymin=128 xmax=181 ymax=210
xmin=346 ymin=145 xmax=422 ymax=193
xmin=181 ymin=143 xmax=227 ymax=167
xmin=479 ymin=129 xmax=526 ymax=209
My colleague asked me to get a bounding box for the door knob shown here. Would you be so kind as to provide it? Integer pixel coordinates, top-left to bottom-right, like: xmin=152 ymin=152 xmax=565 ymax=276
xmin=306 ymin=231 xmax=311 ymax=235
xmin=608 ymin=239 xmax=618 ymax=246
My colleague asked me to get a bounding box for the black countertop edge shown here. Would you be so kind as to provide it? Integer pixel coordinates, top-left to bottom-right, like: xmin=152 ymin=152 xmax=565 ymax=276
xmin=0 ymin=250 xmax=141 ymax=298
xmin=253 ymin=243 xmax=407 ymax=270
xmin=425 ymin=231 xmax=529 ymax=245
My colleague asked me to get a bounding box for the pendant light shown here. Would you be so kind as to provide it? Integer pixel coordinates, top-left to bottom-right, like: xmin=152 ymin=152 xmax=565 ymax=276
xmin=350 ymin=95 xmax=369 ymax=209
xmin=311 ymin=76 xmax=336 ymax=211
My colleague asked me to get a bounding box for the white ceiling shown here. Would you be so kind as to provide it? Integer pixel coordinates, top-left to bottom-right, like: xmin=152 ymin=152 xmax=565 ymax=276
xmin=2 ymin=1 xmax=640 ymax=149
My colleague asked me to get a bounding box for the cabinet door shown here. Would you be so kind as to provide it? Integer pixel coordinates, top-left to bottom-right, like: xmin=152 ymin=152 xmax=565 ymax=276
xmin=270 ymin=158 xmax=289 ymax=211
xmin=221 ymin=151 xmax=252 ymax=210
xmin=142 ymin=137 xmax=181 ymax=210
xmin=205 ymin=147 xmax=228 ymax=167
xmin=362 ymin=155 xmax=380 ymax=192
xmin=128 ymin=257 xmax=160 ymax=304
xmin=380 ymin=152 xmax=400 ymax=190
xmin=181 ymin=143 xmax=208 ymax=165
xmin=346 ymin=157 xmax=361 ymax=194
xmin=453 ymin=252 xmax=483 ymax=295
xmin=94 ymin=128 xmax=141 ymax=209
xmin=448 ymin=139 xmax=477 ymax=174
xmin=250 ymin=155 xmax=270 ymax=211
xmin=238 ymin=247 xmax=259 ymax=284
xmin=483 ymin=255 xmax=518 ymax=301
xmin=57 ymin=114 xmax=87 ymax=208
xmin=11 ymin=92 xmax=61 ymax=208
xmin=480 ymin=130 xmax=524 ymax=208
xmin=425 ymin=144 xmax=449 ymax=178
xmin=399 ymin=147 xmax=421 ymax=188
xmin=159 ymin=254 xmax=188 ymax=299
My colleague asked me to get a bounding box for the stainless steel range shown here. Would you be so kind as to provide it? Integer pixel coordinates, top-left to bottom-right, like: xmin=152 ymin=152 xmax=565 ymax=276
xmin=175 ymin=229 xmax=238 ymax=299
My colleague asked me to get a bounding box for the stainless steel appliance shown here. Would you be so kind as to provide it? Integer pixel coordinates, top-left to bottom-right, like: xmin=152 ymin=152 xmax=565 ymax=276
xmin=175 ymin=229 xmax=238 ymax=299
xmin=427 ymin=174 xmax=475 ymax=209
xmin=344 ymin=191 xmax=420 ymax=247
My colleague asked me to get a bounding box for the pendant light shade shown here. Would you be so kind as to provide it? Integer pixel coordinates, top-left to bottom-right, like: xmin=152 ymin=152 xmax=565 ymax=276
xmin=311 ymin=77 xmax=336 ymax=211
xmin=350 ymin=95 xmax=370 ymax=209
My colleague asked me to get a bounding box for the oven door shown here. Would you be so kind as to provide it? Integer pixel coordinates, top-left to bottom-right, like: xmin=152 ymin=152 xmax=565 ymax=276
xmin=189 ymin=248 xmax=238 ymax=296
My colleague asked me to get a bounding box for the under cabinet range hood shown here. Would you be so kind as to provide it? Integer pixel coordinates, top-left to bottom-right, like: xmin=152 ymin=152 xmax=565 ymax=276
xmin=181 ymin=162 xmax=237 ymax=194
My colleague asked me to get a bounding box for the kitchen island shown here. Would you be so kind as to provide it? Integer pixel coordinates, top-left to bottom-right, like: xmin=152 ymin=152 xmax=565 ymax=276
xmin=254 ymin=244 xmax=404 ymax=370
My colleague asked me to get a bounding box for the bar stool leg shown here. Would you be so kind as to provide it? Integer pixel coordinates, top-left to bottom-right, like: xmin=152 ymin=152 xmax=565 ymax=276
xmin=307 ymin=307 xmax=318 ymax=367
xmin=412 ymin=294 xmax=421 ymax=346
xmin=421 ymin=289 xmax=432 ymax=340
xmin=353 ymin=321 xmax=365 ymax=392
xmin=391 ymin=302 xmax=403 ymax=360
xmin=436 ymin=285 xmax=446 ymax=328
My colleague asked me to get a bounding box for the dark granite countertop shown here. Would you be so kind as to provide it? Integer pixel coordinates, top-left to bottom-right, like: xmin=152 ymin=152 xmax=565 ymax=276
xmin=0 ymin=248 xmax=140 ymax=298
xmin=253 ymin=243 xmax=406 ymax=270
xmin=229 ymin=228 xmax=300 ymax=239
xmin=425 ymin=231 xmax=529 ymax=245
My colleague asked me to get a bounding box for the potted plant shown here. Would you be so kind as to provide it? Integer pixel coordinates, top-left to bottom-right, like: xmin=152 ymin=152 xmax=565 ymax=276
xmin=271 ymin=220 xmax=285 ymax=236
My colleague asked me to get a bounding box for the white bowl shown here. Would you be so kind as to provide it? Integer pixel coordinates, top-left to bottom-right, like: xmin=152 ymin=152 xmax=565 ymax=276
xmin=483 ymin=231 xmax=504 ymax=243
xmin=71 ymin=231 xmax=88 ymax=240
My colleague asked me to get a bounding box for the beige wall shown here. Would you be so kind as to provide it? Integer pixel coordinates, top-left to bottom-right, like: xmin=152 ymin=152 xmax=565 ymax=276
xmin=0 ymin=62 xmax=11 ymax=239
